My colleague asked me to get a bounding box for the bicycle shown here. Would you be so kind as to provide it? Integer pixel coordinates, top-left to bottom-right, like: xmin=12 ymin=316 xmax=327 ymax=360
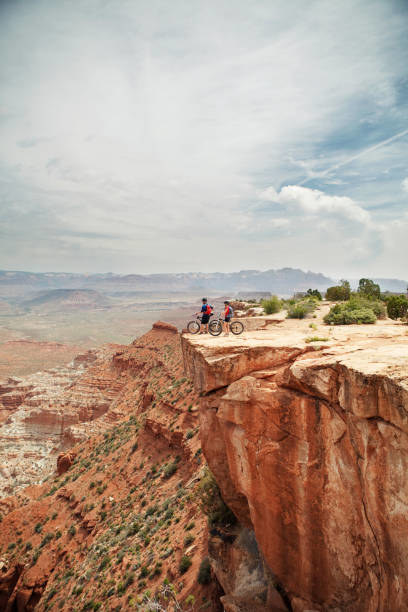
xmin=186 ymin=314 xmax=212 ymax=334
xmin=208 ymin=313 xmax=244 ymax=336
xmin=186 ymin=313 xmax=244 ymax=336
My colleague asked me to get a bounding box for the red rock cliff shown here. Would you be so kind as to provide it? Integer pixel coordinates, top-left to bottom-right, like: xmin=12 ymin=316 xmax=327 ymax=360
xmin=181 ymin=323 xmax=408 ymax=611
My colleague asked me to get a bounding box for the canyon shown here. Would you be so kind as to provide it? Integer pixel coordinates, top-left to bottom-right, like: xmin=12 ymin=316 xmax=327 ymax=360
xmin=0 ymin=308 xmax=407 ymax=611
xmin=0 ymin=322 xmax=220 ymax=611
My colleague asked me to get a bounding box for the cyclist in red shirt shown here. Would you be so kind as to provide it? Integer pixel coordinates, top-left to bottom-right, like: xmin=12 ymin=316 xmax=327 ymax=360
xmin=223 ymin=301 xmax=233 ymax=335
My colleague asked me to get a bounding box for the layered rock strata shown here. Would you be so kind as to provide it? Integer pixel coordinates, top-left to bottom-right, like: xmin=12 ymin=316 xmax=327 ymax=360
xmin=0 ymin=345 xmax=125 ymax=497
xmin=182 ymin=321 xmax=408 ymax=611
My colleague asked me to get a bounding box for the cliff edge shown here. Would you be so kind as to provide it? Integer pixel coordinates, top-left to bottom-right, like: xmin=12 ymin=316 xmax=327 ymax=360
xmin=181 ymin=316 xmax=408 ymax=611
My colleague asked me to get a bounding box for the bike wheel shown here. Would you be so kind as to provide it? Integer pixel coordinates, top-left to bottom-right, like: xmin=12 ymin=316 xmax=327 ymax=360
xmin=187 ymin=320 xmax=200 ymax=334
xmin=230 ymin=321 xmax=244 ymax=335
xmin=209 ymin=321 xmax=222 ymax=336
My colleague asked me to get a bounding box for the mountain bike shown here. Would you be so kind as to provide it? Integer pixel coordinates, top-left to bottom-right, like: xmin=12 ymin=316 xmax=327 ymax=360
xmin=186 ymin=313 xmax=244 ymax=336
xmin=186 ymin=314 xmax=212 ymax=334
xmin=208 ymin=313 xmax=244 ymax=336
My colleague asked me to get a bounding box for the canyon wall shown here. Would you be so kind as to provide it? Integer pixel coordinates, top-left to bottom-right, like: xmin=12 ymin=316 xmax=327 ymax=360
xmin=182 ymin=328 xmax=408 ymax=611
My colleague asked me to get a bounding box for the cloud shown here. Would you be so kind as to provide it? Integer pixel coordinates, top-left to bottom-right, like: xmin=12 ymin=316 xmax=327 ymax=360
xmin=402 ymin=178 xmax=408 ymax=193
xmin=259 ymin=185 xmax=370 ymax=224
xmin=0 ymin=0 xmax=407 ymax=276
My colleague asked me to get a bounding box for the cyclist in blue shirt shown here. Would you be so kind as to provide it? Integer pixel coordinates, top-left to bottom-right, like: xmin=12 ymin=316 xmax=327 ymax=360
xmin=196 ymin=298 xmax=213 ymax=334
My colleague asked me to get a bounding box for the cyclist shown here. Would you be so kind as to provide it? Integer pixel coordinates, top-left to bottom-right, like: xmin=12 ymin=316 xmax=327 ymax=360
xmin=223 ymin=301 xmax=234 ymax=335
xmin=196 ymin=298 xmax=213 ymax=334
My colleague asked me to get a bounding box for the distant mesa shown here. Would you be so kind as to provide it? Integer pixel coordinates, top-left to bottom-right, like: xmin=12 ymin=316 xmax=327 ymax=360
xmin=22 ymin=288 xmax=109 ymax=311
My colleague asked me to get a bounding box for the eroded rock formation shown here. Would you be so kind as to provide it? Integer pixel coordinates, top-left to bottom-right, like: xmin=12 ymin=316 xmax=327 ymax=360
xmin=182 ymin=322 xmax=408 ymax=611
xmin=0 ymin=345 xmax=126 ymax=497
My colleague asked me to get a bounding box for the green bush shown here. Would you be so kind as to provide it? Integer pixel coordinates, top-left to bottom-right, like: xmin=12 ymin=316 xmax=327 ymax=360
xmin=287 ymin=303 xmax=308 ymax=319
xmin=179 ymin=555 xmax=192 ymax=574
xmin=163 ymin=461 xmax=178 ymax=479
xmin=307 ymin=289 xmax=322 ymax=300
xmin=197 ymin=468 xmax=236 ymax=527
xmin=287 ymin=298 xmax=317 ymax=319
xmin=326 ymin=280 xmax=351 ymax=301
xmin=261 ymin=295 xmax=282 ymax=314
xmin=347 ymin=296 xmax=386 ymax=319
xmin=387 ymin=295 xmax=408 ymax=320
xmin=184 ymin=534 xmax=195 ymax=547
xmin=197 ymin=557 xmax=211 ymax=585
xmin=324 ymin=303 xmax=377 ymax=325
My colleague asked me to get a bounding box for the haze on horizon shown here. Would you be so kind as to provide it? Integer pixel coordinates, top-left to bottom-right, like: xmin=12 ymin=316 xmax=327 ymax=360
xmin=1 ymin=0 xmax=407 ymax=279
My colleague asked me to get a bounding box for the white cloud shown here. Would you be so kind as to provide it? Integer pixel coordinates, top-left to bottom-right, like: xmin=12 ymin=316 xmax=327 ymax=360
xmin=259 ymin=185 xmax=370 ymax=225
xmin=402 ymin=178 xmax=408 ymax=193
xmin=0 ymin=0 xmax=407 ymax=276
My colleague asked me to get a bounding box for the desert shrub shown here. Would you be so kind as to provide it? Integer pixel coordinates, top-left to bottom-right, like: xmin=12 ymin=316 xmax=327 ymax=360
xmin=163 ymin=460 xmax=178 ymax=479
xmin=197 ymin=557 xmax=211 ymax=585
xmin=139 ymin=566 xmax=149 ymax=579
xmin=40 ymin=533 xmax=53 ymax=548
xmin=261 ymin=295 xmax=282 ymax=314
xmin=197 ymin=467 xmax=236 ymax=527
xmin=349 ymin=297 xmax=386 ymax=319
xmin=46 ymin=587 xmax=57 ymax=602
xmin=386 ymin=295 xmax=408 ymax=320
xmin=98 ymin=556 xmax=110 ymax=571
xmin=32 ymin=549 xmax=40 ymax=564
xmin=68 ymin=525 xmax=76 ymax=537
xmin=326 ymin=280 xmax=351 ymax=301
xmin=184 ymin=534 xmax=195 ymax=547
xmin=287 ymin=303 xmax=308 ymax=319
xmin=305 ymin=336 xmax=329 ymax=343
xmin=287 ymin=298 xmax=317 ymax=319
xmin=179 ymin=555 xmax=192 ymax=574
xmin=324 ymin=303 xmax=376 ymax=325
xmin=306 ymin=288 xmax=322 ymax=300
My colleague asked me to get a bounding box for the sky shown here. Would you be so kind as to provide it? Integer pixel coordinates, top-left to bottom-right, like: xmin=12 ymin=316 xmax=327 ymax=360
xmin=1 ymin=0 xmax=407 ymax=278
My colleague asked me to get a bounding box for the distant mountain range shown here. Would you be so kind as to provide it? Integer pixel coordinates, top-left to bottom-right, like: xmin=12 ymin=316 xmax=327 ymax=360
xmin=0 ymin=268 xmax=334 ymax=298
xmin=0 ymin=269 xmax=406 ymax=299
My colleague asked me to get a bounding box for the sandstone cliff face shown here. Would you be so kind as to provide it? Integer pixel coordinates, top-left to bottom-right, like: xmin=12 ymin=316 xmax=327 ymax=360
xmin=182 ymin=323 xmax=408 ymax=611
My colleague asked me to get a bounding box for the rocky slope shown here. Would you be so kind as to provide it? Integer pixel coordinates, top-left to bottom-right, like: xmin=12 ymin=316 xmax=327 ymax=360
xmin=0 ymin=344 xmax=126 ymax=497
xmin=181 ymin=314 xmax=408 ymax=611
xmin=0 ymin=323 xmax=221 ymax=611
